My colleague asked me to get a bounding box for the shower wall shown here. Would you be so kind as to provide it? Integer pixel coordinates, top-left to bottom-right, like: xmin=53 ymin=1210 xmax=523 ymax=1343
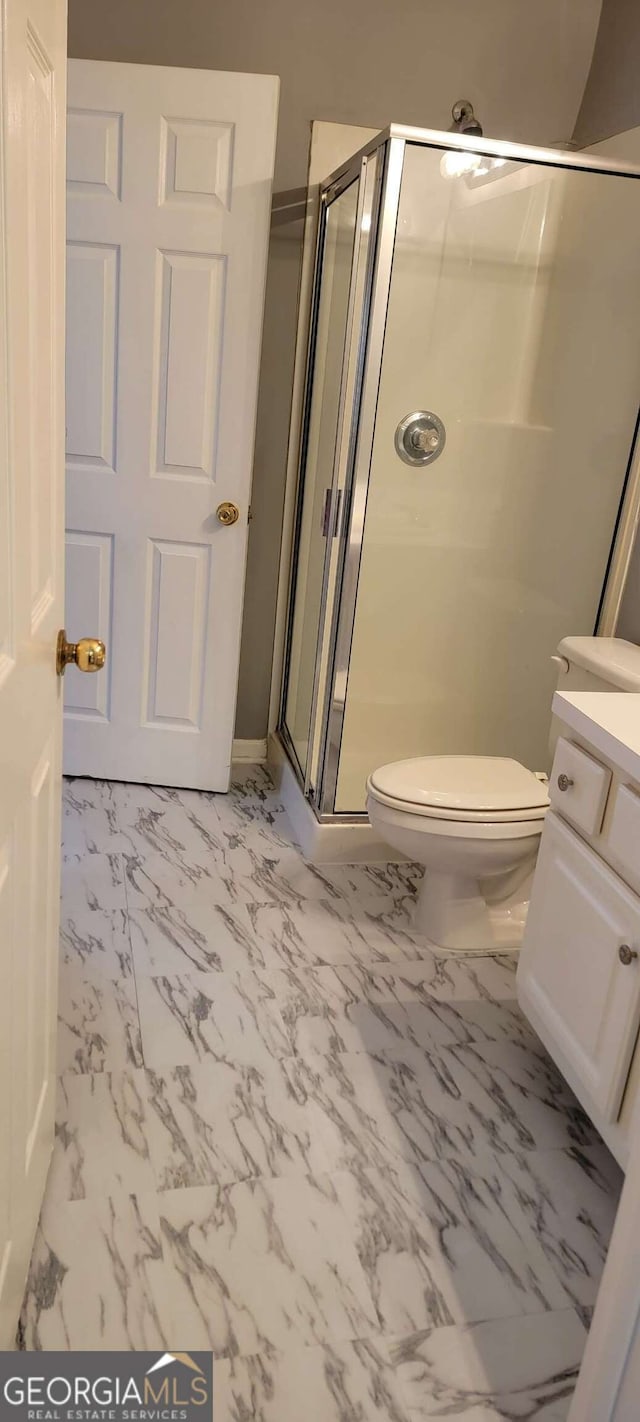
xmin=335 ymin=144 xmax=640 ymax=810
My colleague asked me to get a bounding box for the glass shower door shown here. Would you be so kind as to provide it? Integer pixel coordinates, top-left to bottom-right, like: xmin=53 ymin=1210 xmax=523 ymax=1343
xmin=282 ymin=178 xmax=360 ymax=780
xmin=331 ymin=141 xmax=640 ymax=811
xmin=282 ymin=152 xmax=378 ymax=788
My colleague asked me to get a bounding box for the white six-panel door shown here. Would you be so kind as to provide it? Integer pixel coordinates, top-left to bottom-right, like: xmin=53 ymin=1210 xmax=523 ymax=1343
xmin=0 ymin=0 xmax=67 ymax=1343
xmin=64 ymin=61 xmax=278 ymax=788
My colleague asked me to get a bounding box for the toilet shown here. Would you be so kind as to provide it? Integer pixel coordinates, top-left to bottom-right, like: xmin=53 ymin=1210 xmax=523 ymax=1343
xmin=367 ymin=636 xmax=640 ymax=956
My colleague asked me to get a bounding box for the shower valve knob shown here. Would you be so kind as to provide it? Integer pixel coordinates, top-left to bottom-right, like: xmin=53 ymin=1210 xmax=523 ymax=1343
xmin=411 ymin=429 xmax=439 ymax=452
xmin=395 ymin=411 xmax=446 ymax=466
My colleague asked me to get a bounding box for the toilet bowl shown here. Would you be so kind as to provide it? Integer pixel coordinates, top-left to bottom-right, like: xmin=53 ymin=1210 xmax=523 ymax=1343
xmin=366 ymin=756 xmax=549 ymax=955
xmin=365 ymin=639 xmax=640 ymax=956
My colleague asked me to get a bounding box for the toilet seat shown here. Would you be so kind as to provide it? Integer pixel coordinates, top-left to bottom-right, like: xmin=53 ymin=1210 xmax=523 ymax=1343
xmin=365 ymin=796 xmax=544 ymax=839
xmin=367 ymin=755 xmax=549 ymax=824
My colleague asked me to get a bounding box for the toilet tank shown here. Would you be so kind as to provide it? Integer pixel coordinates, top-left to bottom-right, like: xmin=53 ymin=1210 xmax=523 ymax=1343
xmin=554 ymin=636 xmax=640 ymax=693
xmin=548 ymin=636 xmax=640 ymax=763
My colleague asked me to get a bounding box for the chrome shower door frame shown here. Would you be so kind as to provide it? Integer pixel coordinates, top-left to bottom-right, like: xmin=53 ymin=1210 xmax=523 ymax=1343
xmin=283 ymin=123 xmax=640 ymax=820
xmin=313 ymin=132 xmax=640 ymax=819
xmin=279 ymin=142 xmax=389 ymax=794
xmin=277 ymin=174 xmax=333 ymax=786
xmin=313 ymin=135 xmax=406 ymax=817
xmin=278 ymin=160 xmax=361 ymax=785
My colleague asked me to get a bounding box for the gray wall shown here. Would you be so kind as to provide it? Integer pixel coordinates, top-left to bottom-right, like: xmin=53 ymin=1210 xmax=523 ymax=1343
xmin=67 ymin=0 xmax=602 ymax=738
xmin=574 ymin=0 xmax=640 ymax=644
xmin=574 ymin=0 xmax=640 ymax=146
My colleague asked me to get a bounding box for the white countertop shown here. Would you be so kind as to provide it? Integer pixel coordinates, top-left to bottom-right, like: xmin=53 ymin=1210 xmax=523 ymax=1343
xmin=553 ymin=691 xmax=640 ymax=782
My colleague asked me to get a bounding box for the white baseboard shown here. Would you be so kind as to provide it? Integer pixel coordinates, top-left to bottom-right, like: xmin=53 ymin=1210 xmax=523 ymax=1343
xmin=267 ymin=732 xmax=407 ymax=864
xmin=232 ymin=738 xmax=268 ymax=763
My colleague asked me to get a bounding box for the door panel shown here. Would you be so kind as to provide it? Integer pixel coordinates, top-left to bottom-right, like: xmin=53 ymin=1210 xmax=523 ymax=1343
xmin=143 ymin=540 xmax=211 ymax=728
xmin=66 ymin=107 xmax=122 ymax=199
xmin=153 ymin=250 xmax=225 ymax=479
xmin=0 ymin=0 xmax=66 ymax=1344
xmin=26 ymin=25 xmax=57 ymax=629
xmin=64 ymin=61 xmax=279 ymax=789
xmin=64 ymin=532 xmax=113 ymax=719
xmin=65 ymin=241 xmax=119 ymax=473
xmin=25 ymin=741 xmax=57 ymax=1170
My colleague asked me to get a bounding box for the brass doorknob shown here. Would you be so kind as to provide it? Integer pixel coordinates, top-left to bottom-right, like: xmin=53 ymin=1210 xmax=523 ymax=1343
xmin=216 ymin=501 xmax=240 ymax=526
xmin=56 ymin=630 xmax=106 ymax=677
xmin=619 ymin=944 xmax=638 ymax=966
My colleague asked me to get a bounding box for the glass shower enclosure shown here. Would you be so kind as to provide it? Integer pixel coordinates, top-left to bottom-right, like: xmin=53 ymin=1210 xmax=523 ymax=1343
xmin=280 ymin=124 xmax=640 ymax=819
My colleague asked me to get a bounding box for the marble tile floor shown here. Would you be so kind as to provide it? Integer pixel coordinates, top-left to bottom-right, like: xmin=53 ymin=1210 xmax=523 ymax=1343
xmin=20 ymin=766 xmax=623 ymax=1420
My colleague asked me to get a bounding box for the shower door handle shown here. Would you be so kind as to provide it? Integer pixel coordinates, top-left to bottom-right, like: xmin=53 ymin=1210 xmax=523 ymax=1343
xmin=332 ymin=489 xmax=343 ymax=538
xmin=321 ymin=488 xmax=343 ymax=539
xmin=321 ymin=488 xmax=332 ymax=537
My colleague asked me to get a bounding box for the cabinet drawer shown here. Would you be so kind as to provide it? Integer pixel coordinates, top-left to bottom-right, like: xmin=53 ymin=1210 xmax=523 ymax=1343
xmin=608 ymin=783 xmax=640 ymax=891
xmin=549 ymin=736 xmax=611 ymax=837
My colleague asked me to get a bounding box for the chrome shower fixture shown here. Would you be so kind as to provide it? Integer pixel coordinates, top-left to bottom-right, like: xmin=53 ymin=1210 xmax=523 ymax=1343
xmin=449 ymin=100 xmax=483 ymax=137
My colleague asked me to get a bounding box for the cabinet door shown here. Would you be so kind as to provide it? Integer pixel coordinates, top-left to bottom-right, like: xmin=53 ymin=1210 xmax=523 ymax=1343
xmin=517 ymin=811 xmax=640 ymax=1122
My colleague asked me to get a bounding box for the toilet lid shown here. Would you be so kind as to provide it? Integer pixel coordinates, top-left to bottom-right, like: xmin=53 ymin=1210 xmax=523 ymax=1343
xmin=368 ymin=756 xmax=549 ymax=815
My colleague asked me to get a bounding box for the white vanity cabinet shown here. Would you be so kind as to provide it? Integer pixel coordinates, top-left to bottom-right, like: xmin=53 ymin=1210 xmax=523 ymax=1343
xmin=517 ymin=695 xmax=640 ymax=1167
xmin=518 ymin=812 xmax=640 ymax=1123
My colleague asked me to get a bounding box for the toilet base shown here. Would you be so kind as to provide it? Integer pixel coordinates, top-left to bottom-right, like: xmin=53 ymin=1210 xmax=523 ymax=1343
xmin=415 ymin=863 xmax=534 ymax=956
xmin=366 ymin=788 xmax=542 ymax=958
